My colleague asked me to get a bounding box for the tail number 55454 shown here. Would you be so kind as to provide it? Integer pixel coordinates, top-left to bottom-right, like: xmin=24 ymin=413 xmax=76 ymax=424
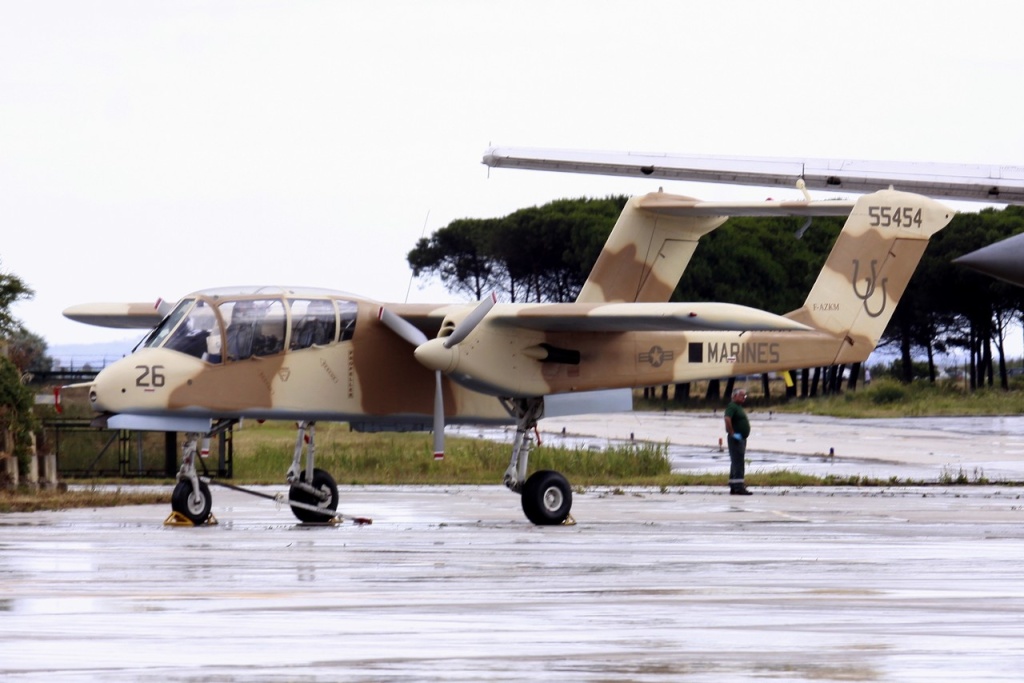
xmin=868 ymin=206 xmax=922 ymax=228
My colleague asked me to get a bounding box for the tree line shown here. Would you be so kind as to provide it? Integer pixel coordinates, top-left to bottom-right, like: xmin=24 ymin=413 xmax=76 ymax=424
xmin=0 ymin=263 xmax=44 ymax=468
xmin=408 ymin=197 xmax=1024 ymax=393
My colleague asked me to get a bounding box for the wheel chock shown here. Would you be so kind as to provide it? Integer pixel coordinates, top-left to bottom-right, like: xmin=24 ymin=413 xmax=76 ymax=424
xmin=562 ymin=514 xmax=576 ymax=526
xmin=163 ymin=511 xmax=219 ymax=527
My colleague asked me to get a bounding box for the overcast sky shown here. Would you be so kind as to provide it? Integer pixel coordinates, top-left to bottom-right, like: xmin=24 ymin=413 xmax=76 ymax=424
xmin=3 ymin=0 xmax=1023 ymax=347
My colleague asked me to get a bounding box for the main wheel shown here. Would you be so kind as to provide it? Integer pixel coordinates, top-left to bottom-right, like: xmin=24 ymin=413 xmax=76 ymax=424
xmin=288 ymin=468 xmax=339 ymax=523
xmin=171 ymin=479 xmax=212 ymax=525
xmin=521 ymin=470 xmax=572 ymax=526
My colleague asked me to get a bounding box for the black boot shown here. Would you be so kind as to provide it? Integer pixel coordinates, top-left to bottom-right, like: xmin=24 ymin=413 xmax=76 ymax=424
xmin=730 ymin=486 xmax=752 ymax=495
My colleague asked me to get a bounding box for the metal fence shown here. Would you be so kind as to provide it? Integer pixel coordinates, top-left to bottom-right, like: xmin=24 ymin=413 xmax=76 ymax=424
xmin=45 ymin=419 xmax=233 ymax=479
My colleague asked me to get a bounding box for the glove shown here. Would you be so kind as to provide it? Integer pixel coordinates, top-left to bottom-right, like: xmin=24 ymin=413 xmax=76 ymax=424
xmin=731 ymin=433 xmax=742 ymax=441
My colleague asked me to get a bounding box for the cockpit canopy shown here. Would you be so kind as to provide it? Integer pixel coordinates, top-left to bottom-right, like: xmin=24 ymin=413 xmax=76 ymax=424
xmin=143 ymin=291 xmax=358 ymax=363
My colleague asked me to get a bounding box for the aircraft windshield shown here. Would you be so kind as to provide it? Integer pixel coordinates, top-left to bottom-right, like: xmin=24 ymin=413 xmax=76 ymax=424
xmin=142 ymin=299 xmax=195 ymax=350
xmin=163 ymin=300 xmax=219 ymax=359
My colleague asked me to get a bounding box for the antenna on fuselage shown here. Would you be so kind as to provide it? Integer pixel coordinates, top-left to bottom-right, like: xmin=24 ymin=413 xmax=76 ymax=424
xmin=405 ymin=210 xmax=430 ymax=303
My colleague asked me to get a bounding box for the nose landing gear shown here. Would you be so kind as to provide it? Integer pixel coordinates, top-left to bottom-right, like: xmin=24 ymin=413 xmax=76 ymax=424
xmin=170 ymin=478 xmax=212 ymax=525
xmin=170 ymin=433 xmax=214 ymax=525
xmin=501 ymin=397 xmax=575 ymax=526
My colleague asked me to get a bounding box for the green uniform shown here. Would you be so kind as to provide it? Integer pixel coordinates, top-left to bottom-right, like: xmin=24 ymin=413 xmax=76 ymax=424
xmin=724 ymin=401 xmax=750 ymax=438
xmin=724 ymin=400 xmax=750 ymax=488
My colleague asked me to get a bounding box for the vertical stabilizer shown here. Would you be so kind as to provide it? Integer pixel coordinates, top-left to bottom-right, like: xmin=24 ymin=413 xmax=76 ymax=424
xmin=785 ymin=189 xmax=955 ymax=364
xmin=576 ymin=192 xmax=726 ymax=303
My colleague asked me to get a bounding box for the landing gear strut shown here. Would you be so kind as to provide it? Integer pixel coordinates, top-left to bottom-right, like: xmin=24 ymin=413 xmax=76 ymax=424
xmin=171 ymin=432 xmax=213 ymax=525
xmin=286 ymin=421 xmax=340 ymax=523
xmin=501 ymin=397 xmax=573 ymax=526
xmin=169 ymin=422 xmax=340 ymax=525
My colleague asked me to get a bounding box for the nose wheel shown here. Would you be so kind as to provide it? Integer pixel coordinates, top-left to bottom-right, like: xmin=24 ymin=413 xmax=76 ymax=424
xmin=171 ymin=478 xmax=212 ymax=525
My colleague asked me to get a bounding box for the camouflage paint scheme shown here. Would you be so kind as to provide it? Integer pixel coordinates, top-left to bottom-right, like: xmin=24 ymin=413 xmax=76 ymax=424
xmin=73 ymin=189 xmax=953 ymax=429
xmin=575 ymin=194 xmax=726 ymax=303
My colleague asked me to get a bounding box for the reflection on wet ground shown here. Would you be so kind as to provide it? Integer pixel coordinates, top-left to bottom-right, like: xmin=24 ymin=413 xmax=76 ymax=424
xmin=2 ymin=483 xmax=1024 ymax=681
xmin=3 ymin=414 xmax=1024 ymax=681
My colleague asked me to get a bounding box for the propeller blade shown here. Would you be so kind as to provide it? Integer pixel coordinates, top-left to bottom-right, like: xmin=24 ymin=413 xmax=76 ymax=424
xmin=794 ymin=217 xmax=812 ymax=240
xmin=378 ymin=307 xmax=428 ymax=346
xmin=432 ymin=371 xmax=444 ymax=460
xmin=443 ymin=292 xmax=497 ymax=349
xmin=379 ymin=307 xmax=449 ymax=460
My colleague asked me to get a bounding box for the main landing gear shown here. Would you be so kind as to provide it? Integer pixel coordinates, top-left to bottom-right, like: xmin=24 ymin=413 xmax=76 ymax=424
xmin=170 ymin=421 xmax=340 ymax=525
xmin=285 ymin=421 xmax=339 ymax=523
xmin=168 ymin=408 xmax=572 ymax=527
xmin=501 ymin=397 xmax=574 ymax=526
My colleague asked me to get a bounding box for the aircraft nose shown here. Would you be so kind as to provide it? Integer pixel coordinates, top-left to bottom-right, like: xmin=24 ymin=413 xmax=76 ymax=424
xmin=88 ymin=359 xmax=137 ymax=413
xmin=414 ymin=337 xmax=458 ymax=373
xmin=89 ymin=367 xmax=115 ymax=412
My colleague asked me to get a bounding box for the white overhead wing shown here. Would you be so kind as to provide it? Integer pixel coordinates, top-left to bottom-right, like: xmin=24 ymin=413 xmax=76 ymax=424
xmin=483 ymin=146 xmax=1024 ymax=205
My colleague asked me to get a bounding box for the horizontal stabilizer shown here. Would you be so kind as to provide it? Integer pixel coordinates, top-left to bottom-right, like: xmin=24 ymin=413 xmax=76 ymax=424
xmin=63 ymin=301 xmax=168 ymax=329
xmin=635 ymin=193 xmax=855 ymax=217
xmin=573 ymin=190 xmax=855 ymax=306
xmin=489 ymin=302 xmax=815 ymax=333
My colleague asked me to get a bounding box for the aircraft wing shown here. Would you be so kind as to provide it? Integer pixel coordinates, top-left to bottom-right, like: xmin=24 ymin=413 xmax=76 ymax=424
xmin=63 ymin=300 xmax=171 ymax=329
xmin=483 ymin=146 xmax=1024 ymax=205
xmin=488 ymin=302 xmax=814 ymax=332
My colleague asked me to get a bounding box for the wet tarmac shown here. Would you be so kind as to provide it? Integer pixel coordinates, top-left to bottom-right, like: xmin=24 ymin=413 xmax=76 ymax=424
xmin=522 ymin=411 xmax=1024 ymax=482
xmin=2 ymin=414 xmax=1024 ymax=681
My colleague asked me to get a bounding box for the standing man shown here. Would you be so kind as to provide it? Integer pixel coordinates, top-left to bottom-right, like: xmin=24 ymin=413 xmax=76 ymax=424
xmin=723 ymin=388 xmax=752 ymax=495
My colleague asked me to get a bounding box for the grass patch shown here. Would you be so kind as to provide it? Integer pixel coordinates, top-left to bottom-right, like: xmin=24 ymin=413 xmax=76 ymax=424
xmin=228 ymin=424 xmax=876 ymax=489
xmin=641 ymin=378 xmax=1024 ymax=418
xmin=0 ymin=486 xmax=169 ymax=513
xmin=767 ymin=378 xmax=1024 ymax=418
xmin=231 ymin=422 xmax=674 ymax=486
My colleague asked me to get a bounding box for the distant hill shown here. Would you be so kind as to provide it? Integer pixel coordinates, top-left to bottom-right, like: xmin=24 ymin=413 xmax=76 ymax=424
xmin=49 ymin=338 xmax=140 ymax=370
